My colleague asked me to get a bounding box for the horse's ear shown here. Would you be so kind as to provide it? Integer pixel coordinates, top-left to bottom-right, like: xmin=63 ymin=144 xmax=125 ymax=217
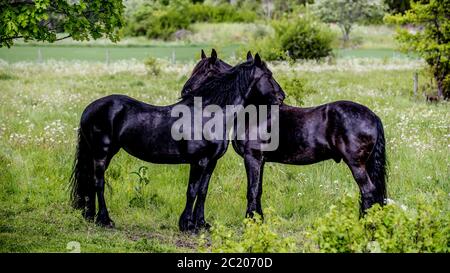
xmin=246 ymin=51 xmax=253 ymax=61
xmin=254 ymin=53 xmax=262 ymax=67
xmin=210 ymin=48 xmax=217 ymax=63
xmin=201 ymin=49 xmax=206 ymax=59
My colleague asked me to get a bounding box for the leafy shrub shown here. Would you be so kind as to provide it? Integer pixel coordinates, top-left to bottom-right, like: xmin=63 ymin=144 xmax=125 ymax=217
xmin=124 ymin=2 xmax=257 ymax=39
xmin=188 ymin=3 xmax=257 ymax=23
xmin=252 ymin=24 xmax=271 ymax=40
xmin=275 ymin=17 xmax=335 ymax=60
xmin=124 ymin=2 xmax=191 ymax=40
xmin=443 ymin=74 xmax=450 ymax=99
xmin=0 ymin=70 xmax=18 ymax=81
xmin=305 ymin=195 xmax=449 ymax=253
xmin=144 ymin=57 xmax=162 ymax=76
xmin=245 ymin=35 xmax=284 ymax=61
xmin=247 ymin=17 xmax=335 ymax=61
xmin=200 ymin=209 xmax=296 ymax=253
xmin=145 ymin=8 xmax=191 ymax=40
xmin=278 ymin=76 xmax=316 ymax=106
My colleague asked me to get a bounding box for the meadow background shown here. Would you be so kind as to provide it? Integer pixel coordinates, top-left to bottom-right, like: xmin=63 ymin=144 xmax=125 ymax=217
xmin=0 ymin=0 xmax=449 ymax=252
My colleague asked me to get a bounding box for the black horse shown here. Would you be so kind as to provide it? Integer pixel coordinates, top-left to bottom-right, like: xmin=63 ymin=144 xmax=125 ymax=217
xmin=69 ymin=52 xmax=285 ymax=231
xmin=181 ymin=52 xmax=387 ymax=217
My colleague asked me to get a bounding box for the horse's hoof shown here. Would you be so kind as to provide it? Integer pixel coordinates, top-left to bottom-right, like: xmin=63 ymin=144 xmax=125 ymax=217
xmin=202 ymin=222 xmax=211 ymax=230
xmin=95 ymin=217 xmax=115 ymax=228
xmin=179 ymin=218 xmax=195 ymax=232
xmin=246 ymin=210 xmax=256 ymax=218
xmin=84 ymin=215 xmax=95 ymax=222
xmin=82 ymin=211 xmax=95 ymax=222
xmin=246 ymin=210 xmax=264 ymax=219
xmin=195 ymin=221 xmax=211 ymax=231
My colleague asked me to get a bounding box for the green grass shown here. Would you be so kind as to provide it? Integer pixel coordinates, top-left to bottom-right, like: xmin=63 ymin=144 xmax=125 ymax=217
xmin=0 ymin=45 xmax=410 ymax=63
xmin=0 ymin=44 xmax=241 ymax=63
xmin=0 ymin=24 xmax=409 ymax=63
xmin=334 ymin=48 xmax=411 ymax=59
xmin=0 ymin=58 xmax=448 ymax=252
xmin=330 ymin=24 xmax=399 ymax=49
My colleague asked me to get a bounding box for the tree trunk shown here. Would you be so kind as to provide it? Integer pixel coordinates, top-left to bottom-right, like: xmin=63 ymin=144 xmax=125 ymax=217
xmin=436 ymin=76 xmax=444 ymax=98
xmin=341 ymin=31 xmax=351 ymax=48
xmin=343 ymin=31 xmax=350 ymax=42
xmin=433 ymin=65 xmax=447 ymax=99
xmin=340 ymin=25 xmax=351 ymax=47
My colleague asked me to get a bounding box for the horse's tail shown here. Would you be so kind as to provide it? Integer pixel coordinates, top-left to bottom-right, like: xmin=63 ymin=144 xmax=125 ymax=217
xmin=69 ymin=128 xmax=92 ymax=209
xmin=366 ymin=117 xmax=388 ymax=205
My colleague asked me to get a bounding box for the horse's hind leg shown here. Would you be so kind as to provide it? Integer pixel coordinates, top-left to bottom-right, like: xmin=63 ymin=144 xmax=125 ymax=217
xmin=83 ymin=183 xmax=96 ymax=221
xmin=84 ymin=146 xmax=117 ymax=223
xmin=347 ymin=163 xmax=378 ymax=213
xmin=92 ymin=137 xmax=117 ymax=228
xmin=337 ymin=131 xmax=378 ymax=213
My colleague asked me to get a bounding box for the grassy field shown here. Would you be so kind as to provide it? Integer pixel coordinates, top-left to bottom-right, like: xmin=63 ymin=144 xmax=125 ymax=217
xmin=0 ymin=45 xmax=241 ymax=63
xmin=0 ymin=24 xmax=411 ymax=63
xmin=0 ymin=45 xmax=410 ymax=63
xmin=0 ymin=57 xmax=448 ymax=252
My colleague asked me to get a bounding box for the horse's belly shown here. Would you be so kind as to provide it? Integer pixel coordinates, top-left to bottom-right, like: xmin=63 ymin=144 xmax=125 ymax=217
xmin=264 ymin=145 xmax=336 ymax=165
xmin=121 ymin=145 xmax=189 ymax=164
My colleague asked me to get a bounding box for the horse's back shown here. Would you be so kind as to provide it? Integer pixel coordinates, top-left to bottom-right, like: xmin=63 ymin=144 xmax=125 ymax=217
xmin=325 ymin=100 xmax=381 ymax=135
xmin=328 ymin=100 xmax=379 ymax=117
xmin=241 ymin=101 xmax=381 ymax=164
xmin=79 ymin=94 xmax=161 ymax=142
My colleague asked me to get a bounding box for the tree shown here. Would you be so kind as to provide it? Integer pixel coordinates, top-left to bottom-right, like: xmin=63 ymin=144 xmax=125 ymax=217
xmin=384 ymin=0 xmax=411 ymax=14
xmin=0 ymin=0 xmax=124 ymax=47
xmin=314 ymin=0 xmax=386 ymax=44
xmin=386 ymin=0 xmax=450 ymax=98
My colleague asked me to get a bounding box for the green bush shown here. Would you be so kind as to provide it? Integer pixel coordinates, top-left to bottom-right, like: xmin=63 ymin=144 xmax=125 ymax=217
xmin=124 ymin=2 xmax=257 ymax=39
xmin=188 ymin=3 xmax=257 ymax=23
xmin=275 ymin=17 xmax=335 ymax=60
xmin=200 ymin=209 xmax=296 ymax=253
xmin=246 ymin=36 xmax=285 ymax=61
xmin=278 ymin=76 xmax=317 ymax=106
xmin=144 ymin=56 xmax=163 ymax=76
xmin=247 ymin=17 xmax=335 ymax=61
xmin=124 ymin=2 xmax=191 ymax=40
xmin=144 ymin=8 xmax=190 ymax=40
xmin=305 ymin=195 xmax=449 ymax=253
xmin=443 ymin=74 xmax=450 ymax=99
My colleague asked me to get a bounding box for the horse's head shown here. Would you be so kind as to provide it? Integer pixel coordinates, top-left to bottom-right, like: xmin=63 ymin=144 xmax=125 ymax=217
xmin=181 ymin=49 xmax=232 ymax=97
xmin=245 ymin=52 xmax=285 ymax=105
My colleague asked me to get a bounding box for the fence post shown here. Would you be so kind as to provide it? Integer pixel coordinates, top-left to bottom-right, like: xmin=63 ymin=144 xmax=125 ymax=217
xmin=413 ymin=72 xmax=418 ymax=97
xmin=106 ymin=49 xmax=110 ymax=65
xmin=172 ymin=50 xmax=176 ymax=64
xmin=37 ymin=48 xmax=42 ymax=63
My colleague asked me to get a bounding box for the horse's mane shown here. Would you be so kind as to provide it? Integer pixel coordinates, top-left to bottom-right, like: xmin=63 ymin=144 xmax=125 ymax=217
xmin=190 ymin=58 xmax=210 ymax=76
xmin=181 ymin=60 xmax=255 ymax=107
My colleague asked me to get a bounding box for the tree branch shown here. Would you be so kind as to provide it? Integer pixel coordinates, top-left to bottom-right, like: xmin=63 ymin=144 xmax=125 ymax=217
xmin=55 ymin=35 xmax=71 ymax=41
xmin=2 ymin=35 xmax=24 ymax=40
xmin=1 ymin=34 xmax=71 ymax=42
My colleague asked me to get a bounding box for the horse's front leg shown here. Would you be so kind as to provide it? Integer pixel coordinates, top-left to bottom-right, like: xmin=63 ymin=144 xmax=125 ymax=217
xmin=192 ymin=159 xmax=217 ymax=231
xmin=94 ymin=156 xmax=115 ymax=228
xmin=179 ymin=162 xmax=205 ymax=232
xmin=244 ymin=153 xmax=265 ymax=218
